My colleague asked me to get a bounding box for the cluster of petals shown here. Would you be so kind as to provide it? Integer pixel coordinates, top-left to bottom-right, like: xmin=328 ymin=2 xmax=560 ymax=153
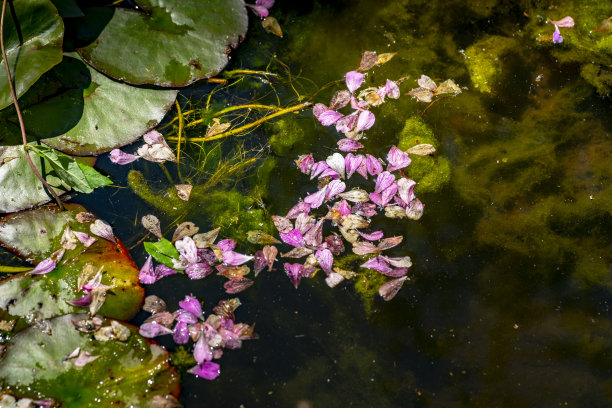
xmin=549 ymin=16 xmax=574 ymax=44
xmin=110 ymin=130 xmax=176 ymax=165
xmin=139 ymin=295 xmax=257 ymax=380
xmin=246 ymin=0 xmax=274 ymax=18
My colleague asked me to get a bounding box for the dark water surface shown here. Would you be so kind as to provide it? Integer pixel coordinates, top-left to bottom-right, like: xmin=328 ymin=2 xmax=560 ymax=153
xmin=13 ymin=0 xmax=612 ymax=407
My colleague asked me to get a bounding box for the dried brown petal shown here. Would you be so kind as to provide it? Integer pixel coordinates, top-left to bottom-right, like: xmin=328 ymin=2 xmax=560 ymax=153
xmin=358 ymin=51 xmax=378 ymax=71
xmin=224 ymin=277 xmax=254 ymax=294
xmin=89 ymin=286 xmax=108 ymax=317
xmin=405 ymin=144 xmax=436 ymax=156
xmin=217 ymin=265 xmax=250 ymax=279
xmin=143 ymin=295 xmax=168 ymax=314
xmin=333 ymin=267 xmax=358 ymax=280
xmin=172 ymin=221 xmax=199 ymax=242
xmin=212 ymin=298 xmax=242 ymax=320
xmin=379 ymin=276 xmax=409 ymax=301
xmin=434 ymin=79 xmax=461 ymax=95
xmin=90 ymin=219 xmax=116 ymax=244
xmin=262 ymin=16 xmax=283 ymax=37
xmin=61 ymin=223 xmax=77 ymax=250
xmin=384 ymin=206 xmax=407 ymax=219
xmin=281 ymin=247 xmax=314 ymax=258
xmin=205 ymin=118 xmax=231 ymax=138
xmin=78 ymin=264 xmax=99 ymax=290
xmin=71 ymin=316 xmax=103 ymax=333
xmin=111 ymin=320 xmax=130 ymax=341
xmin=262 ymin=245 xmax=278 ymax=271
xmin=93 ymin=325 xmax=114 ymax=342
xmin=329 ymin=90 xmax=351 ymax=110
xmin=142 ymin=214 xmax=163 ymax=239
xmin=339 ymin=189 xmax=370 ymax=203
xmin=143 ymin=311 xmax=175 ymax=327
xmin=272 ymin=215 xmax=293 ymax=234
xmin=376 ymin=52 xmax=397 ymax=66
xmin=176 ymin=184 xmax=193 ymax=201
xmin=340 ymin=214 xmax=370 ymax=230
xmin=408 ymin=87 xmax=434 ymax=103
xmin=247 ymin=230 xmax=280 ymax=245
xmin=151 ymin=394 xmax=183 ymax=408
xmin=338 ymin=225 xmax=359 ymax=244
xmin=0 ymin=320 xmax=15 ymax=331
xmin=352 ymin=241 xmax=380 ymax=255
xmin=76 ymin=212 xmax=96 ymax=223
xmin=378 ymin=236 xmax=403 ymax=251
xmin=193 ymin=227 xmax=221 ymax=248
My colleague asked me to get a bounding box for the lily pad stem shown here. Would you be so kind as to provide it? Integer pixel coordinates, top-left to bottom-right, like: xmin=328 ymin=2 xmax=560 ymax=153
xmin=0 ymin=0 xmax=64 ymax=210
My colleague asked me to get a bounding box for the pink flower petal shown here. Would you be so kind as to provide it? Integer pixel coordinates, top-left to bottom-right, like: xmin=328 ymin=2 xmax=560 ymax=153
xmin=379 ymin=276 xmax=408 ymax=301
xmin=155 ymin=264 xmax=178 ymax=279
xmin=224 ymin=277 xmax=254 ymax=294
xmin=318 ymin=110 xmax=343 ymax=126
xmin=139 ymin=255 xmax=156 ymax=284
xmin=375 ymin=171 xmax=395 ymax=193
xmin=417 ymin=75 xmax=437 ymax=91
xmin=353 ymin=202 xmax=378 ymax=217
xmin=296 ymin=154 xmax=314 ymax=174
xmin=284 ymin=263 xmax=305 ymax=288
xmin=176 ymin=309 xmax=198 ymax=324
xmin=189 ymin=361 xmax=221 ymax=380
xmin=30 ymin=258 xmax=56 ymax=275
xmin=309 ymin=161 xmax=329 ymax=179
xmin=397 ymin=178 xmax=417 ymax=205
xmin=179 ymin=295 xmax=203 ymax=319
xmin=90 ymin=219 xmax=116 ymax=244
xmin=175 ymin=236 xmax=198 ymax=264
xmin=335 ymin=114 xmax=357 ymax=134
xmin=325 ymin=272 xmax=344 ymax=288
xmin=272 ymin=215 xmax=293 ymax=233
xmin=552 ymin=24 xmax=563 ymax=43
xmin=381 ymin=182 xmax=398 ymax=206
xmin=337 ymin=138 xmax=364 ymax=152
xmin=345 ymin=153 xmax=364 ymax=179
xmin=360 ymin=256 xmax=392 ymax=273
xmin=280 ymin=229 xmax=305 ymax=247
xmin=303 ymin=219 xmax=324 ymax=248
xmin=380 ymin=255 xmax=412 ymax=268
xmin=365 ymin=154 xmax=383 ymax=176
xmin=193 ymin=332 xmax=213 ymax=364
xmin=67 ymin=292 xmax=92 ymax=307
xmin=286 ymin=202 xmax=311 ymax=219
xmin=109 ymin=149 xmax=139 ymax=165
xmin=312 ymin=103 xmax=328 ymax=119
xmin=326 ymin=179 xmax=346 ymax=201
xmin=294 ymin=213 xmax=315 ymax=235
xmin=143 ymin=130 xmax=164 ymax=145
xmin=326 ymin=153 xmax=346 ymax=179
xmin=319 ymin=167 xmax=339 ymax=179
xmin=352 ymin=241 xmax=380 ymax=255
xmin=329 ymin=89 xmax=351 ymax=110
xmin=548 ymin=16 xmax=574 ymax=28
xmin=139 ymin=322 xmax=173 ymax=338
xmin=356 ymin=110 xmax=375 ymax=131
xmin=246 ymin=4 xmax=269 ymax=18
xmin=387 ymin=146 xmax=412 ymax=172
xmin=384 ymin=79 xmax=400 ymax=98
xmin=369 ymin=192 xmax=383 ymax=206
xmin=222 ymin=251 xmax=254 ymax=266
xmin=73 ymin=231 xmax=97 ymax=247
xmin=304 ymin=186 xmax=328 ymax=209
xmin=315 ymin=248 xmax=333 ymax=274
xmin=406 ymin=199 xmax=424 ymax=220
xmin=345 ymin=70 xmax=364 ymax=93
xmin=325 ymin=234 xmax=345 ymax=255
xmin=378 ymin=267 xmax=409 ymax=278
xmin=217 ymin=239 xmax=236 ymax=253
xmin=357 ymin=230 xmax=384 ymax=241
xmin=337 ymin=200 xmax=352 ymax=216
xmin=173 ymin=321 xmax=190 ymax=344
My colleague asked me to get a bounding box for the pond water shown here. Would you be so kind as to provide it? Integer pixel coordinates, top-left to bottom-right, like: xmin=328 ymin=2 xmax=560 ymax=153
xmin=4 ymin=0 xmax=612 ymax=406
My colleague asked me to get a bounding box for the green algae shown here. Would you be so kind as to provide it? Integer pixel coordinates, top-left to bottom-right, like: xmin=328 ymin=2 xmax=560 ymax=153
xmin=268 ymin=117 xmax=308 ymax=156
xmin=464 ymin=35 xmax=520 ymax=94
xmin=398 ymin=116 xmax=450 ymax=193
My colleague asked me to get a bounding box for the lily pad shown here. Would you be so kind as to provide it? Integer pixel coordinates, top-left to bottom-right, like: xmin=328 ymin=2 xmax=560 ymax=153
xmin=76 ymin=0 xmax=248 ymax=87
xmin=0 ymin=0 xmax=63 ymax=110
xmin=0 ymin=54 xmax=177 ymax=155
xmin=0 ymin=204 xmax=144 ymax=330
xmin=0 ymin=314 xmax=180 ymax=407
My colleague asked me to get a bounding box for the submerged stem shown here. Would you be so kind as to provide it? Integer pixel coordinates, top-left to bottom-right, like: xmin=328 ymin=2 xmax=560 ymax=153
xmin=0 ymin=0 xmax=64 ymax=210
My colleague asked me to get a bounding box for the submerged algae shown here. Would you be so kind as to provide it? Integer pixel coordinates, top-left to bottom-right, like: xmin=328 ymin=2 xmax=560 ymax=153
xmin=464 ymin=35 xmax=520 ymax=94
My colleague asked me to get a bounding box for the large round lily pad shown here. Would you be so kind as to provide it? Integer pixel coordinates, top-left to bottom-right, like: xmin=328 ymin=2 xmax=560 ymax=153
xmin=76 ymin=0 xmax=248 ymax=87
xmin=0 ymin=54 xmax=178 ymax=155
xmin=0 ymin=204 xmax=144 ymax=328
xmin=0 ymin=314 xmax=180 ymax=407
xmin=0 ymin=0 xmax=64 ymax=110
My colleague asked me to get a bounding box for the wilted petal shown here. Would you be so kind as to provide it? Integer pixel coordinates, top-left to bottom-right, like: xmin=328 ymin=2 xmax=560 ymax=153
xmin=384 ymin=79 xmax=400 ymax=99
xmin=378 ymin=236 xmax=403 ymax=251
xmin=379 ymin=267 xmax=408 ymax=277
xmin=325 ymin=272 xmax=345 ymax=288
xmin=139 ymin=322 xmax=173 ymax=338
xmin=405 ymin=144 xmax=436 ymax=156
xmin=337 ymin=200 xmax=351 ymax=216
xmin=272 ymin=215 xmax=293 ymax=234
xmin=381 ymin=255 xmax=413 ymax=268
xmin=143 ymin=130 xmax=164 ymax=145
xmin=381 ymin=182 xmax=398 ymax=206
xmin=358 ymin=51 xmax=378 ymax=71
xmin=326 ymin=153 xmax=346 ymax=179
xmin=295 ymin=213 xmax=315 ymax=235
xmin=345 ymin=154 xmax=364 ymax=179
xmin=356 ymin=160 xmax=369 ymax=179
xmin=360 ymin=256 xmax=392 ymax=273
xmin=263 ymin=245 xmax=277 ymax=270
xmin=326 ymin=179 xmax=346 ymax=201
xmin=352 ymin=241 xmax=380 ymax=255
xmin=385 ymin=205 xmax=407 ymax=218
xmin=312 ymin=103 xmax=327 ymax=119
xmin=408 ymin=87 xmax=434 ymax=103
xmin=353 ymin=202 xmax=378 ymax=217
xmin=217 ymin=239 xmax=236 ymax=253
xmin=335 ymin=113 xmax=358 ymax=134
xmin=74 ymin=350 xmax=100 ymax=367
xmin=284 ymin=263 xmax=305 ymax=288
xmin=379 ymin=276 xmax=408 ymax=301
xmin=30 ymin=258 xmax=56 ymax=275
xmin=73 ymin=231 xmax=97 ymax=247
xmin=173 ymin=321 xmax=190 ymax=344
xmin=109 ymin=149 xmax=139 ymax=165
xmin=375 ymin=171 xmax=395 ymax=193
xmin=253 ymin=250 xmax=267 ymax=276
xmin=189 ymin=361 xmax=221 ymax=380
xmin=222 ymin=251 xmax=254 ymax=266
xmin=139 ymin=256 xmax=156 ymax=284
xmin=179 ymin=295 xmax=203 ymax=320
xmin=175 ymin=236 xmax=198 ymax=264
xmin=365 ymin=155 xmax=383 ymax=175
xmin=356 ymin=110 xmax=375 ymax=131
xmin=417 ymin=75 xmax=437 ymax=91
xmin=357 ymin=230 xmax=384 ymax=241
xmin=325 ymin=234 xmax=345 ymax=255
xmin=549 ymin=16 xmax=574 ymax=28
xmin=339 ymin=188 xmax=370 ymax=203
xmin=67 ymin=292 xmax=92 ymax=308
xmin=309 ymin=161 xmax=329 ymax=179
xmin=176 ymin=309 xmax=198 ymax=324
xmin=345 ymin=70 xmax=364 ymax=93
xmin=90 ymin=219 xmax=116 ymax=244
xmin=552 ymin=24 xmax=563 ymax=43
xmin=193 ymin=335 xmax=213 ymax=365
xmin=315 ymin=248 xmax=333 ymax=274
xmin=318 ymin=110 xmax=343 ymax=126
xmin=369 ymin=192 xmax=383 ymax=206
xmin=329 ymin=90 xmax=351 ymax=110
xmin=280 ymin=229 xmax=305 ymax=248
xmin=61 ymin=224 xmax=77 ymax=250
xmin=337 ymin=138 xmax=364 ymax=152
xmin=137 ymin=143 xmax=176 ymax=163
xmin=247 ymin=4 xmax=269 ymax=18
xmin=304 ymin=186 xmax=328 ymax=209
xmin=296 ymin=154 xmax=314 ymax=174
xmin=406 ymin=199 xmax=424 ymax=220
xmin=281 ymin=247 xmax=314 ymax=258
xmin=304 ymin=219 xmax=324 ymax=248
xmin=397 ymin=178 xmax=417 ymax=205
xmin=387 ymin=147 xmax=412 ymax=172
xmin=143 ymin=295 xmax=167 ymax=314
xmin=155 ymin=264 xmax=178 ymax=279
xmin=224 ymin=277 xmax=254 ymax=294
xmin=319 ymin=167 xmax=339 ymax=179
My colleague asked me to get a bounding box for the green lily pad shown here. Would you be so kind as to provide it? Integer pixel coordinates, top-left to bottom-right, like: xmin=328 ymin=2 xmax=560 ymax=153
xmin=0 ymin=314 xmax=180 ymax=407
xmin=0 ymin=0 xmax=63 ymax=110
xmin=0 ymin=54 xmax=177 ymax=155
xmin=76 ymin=0 xmax=248 ymax=87
xmin=0 ymin=204 xmax=144 ymax=332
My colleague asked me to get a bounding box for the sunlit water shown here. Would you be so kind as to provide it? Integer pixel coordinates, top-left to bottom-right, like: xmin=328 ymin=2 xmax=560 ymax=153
xmin=4 ymin=0 xmax=612 ymax=406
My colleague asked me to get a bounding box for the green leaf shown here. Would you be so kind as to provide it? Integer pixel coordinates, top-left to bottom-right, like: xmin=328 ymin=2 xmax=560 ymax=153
xmin=144 ymin=238 xmax=180 ymax=268
xmin=76 ymin=0 xmax=248 ymax=87
xmin=0 ymin=314 xmax=180 ymax=407
xmin=27 ymin=145 xmax=94 ymax=193
xmin=78 ymin=162 xmax=112 ymax=189
xmin=0 ymin=0 xmax=64 ymax=110
xmin=0 ymin=204 xmax=144 ymax=331
xmin=0 ymin=54 xmax=177 ymax=156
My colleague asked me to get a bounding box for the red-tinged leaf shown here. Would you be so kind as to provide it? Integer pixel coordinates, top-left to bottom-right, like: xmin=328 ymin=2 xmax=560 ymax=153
xmin=379 ymin=276 xmax=409 ymax=301
xmin=378 ymin=236 xmax=403 ymax=251
xmin=224 ymin=277 xmax=254 ymax=294
xmin=352 ymin=241 xmax=380 ymax=255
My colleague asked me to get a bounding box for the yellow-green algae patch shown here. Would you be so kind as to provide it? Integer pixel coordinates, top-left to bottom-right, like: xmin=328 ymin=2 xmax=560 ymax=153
xmin=464 ymin=35 xmax=520 ymax=93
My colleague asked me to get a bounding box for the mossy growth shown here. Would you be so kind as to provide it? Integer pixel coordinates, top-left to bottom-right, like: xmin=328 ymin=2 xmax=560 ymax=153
xmin=127 ymin=170 xmax=188 ymax=214
xmin=354 ymin=267 xmax=390 ymax=315
xmin=464 ymin=35 xmax=520 ymax=93
xmin=397 ymin=116 xmax=450 ymax=193
xmin=170 ymin=346 xmax=196 ymax=371
xmin=268 ymin=117 xmax=308 ymax=156
xmin=580 ymin=64 xmax=612 ymax=96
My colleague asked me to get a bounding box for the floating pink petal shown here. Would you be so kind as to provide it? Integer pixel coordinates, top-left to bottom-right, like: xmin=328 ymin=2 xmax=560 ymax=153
xmin=378 ymin=235 xmax=403 ymax=251
xmin=224 ymin=277 xmax=254 ymax=294
xmin=357 ymin=230 xmax=384 ymax=241
xmin=406 ymin=199 xmax=424 ymax=220
xmin=309 ymin=161 xmax=329 ymax=179
xmin=552 ymin=24 xmax=563 ymax=43
xmin=375 ymin=171 xmax=395 ymax=193
xmin=286 ymin=202 xmax=311 ymax=219
xmin=280 ymin=229 xmax=305 ymax=247
xmin=303 ymin=219 xmax=324 ymax=248
xmin=380 ymin=255 xmax=413 ymax=268
xmin=384 ymin=79 xmax=400 ymax=98
xmin=352 ymin=241 xmax=380 ymax=255
xmin=217 ymin=239 xmax=236 ymax=253
xmin=325 ymin=234 xmax=345 ymax=255
xmin=326 ymin=180 xmax=346 ymax=201
xmin=378 ymin=267 xmax=409 ymax=278
xmin=418 ymin=75 xmax=437 ymax=91
xmin=284 ymin=263 xmax=306 ymax=288
xmin=175 ymin=236 xmax=198 ymax=264
xmin=312 ymin=103 xmax=328 ymax=119
xmin=30 ymin=258 xmax=56 ymax=275
xmin=189 ymin=361 xmax=221 ymax=380
xmin=326 ymin=153 xmax=346 ymax=179
xmin=193 ymin=332 xmax=213 ymax=364
xmin=335 ymin=114 xmax=357 ymax=134
xmin=361 ymin=256 xmax=392 ymax=273
xmin=319 ymin=167 xmax=339 ymax=179
xmin=346 ymin=71 xmax=364 ymax=93
xmin=379 ymin=276 xmax=408 ymax=301
xmin=387 ymin=147 xmax=412 ymax=172
xmin=356 ymin=110 xmax=375 ymax=131
xmin=143 ymin=130 xmax=164 ymax=145
xmin=155 ymin=264 xmax=178 ymax=279
xmin=329 ymin=89 xmax=351 ymax=110
xmin=179 ymin=295 xmax=203 ymax=319
xmin=304 ymin=186 xmax=328 ymax=209
xmin=548 ymin=16 xmax=574 ymax=28
xmin=222 ymin=251 xmax=254 ymax=266
xmin=197 ymin=249 xmax=218 ymax=265
xmin=294 ymin=213 xmax=315 ymax=235
xmin=353 ymin=202 xmax=378 ymax=217
xmin=296 ymin=154 xmax=314 ymax=174
xmin=397 ymin=178 xmax=416 ymax=205
xmin=246 ymin=4 xmax=269 ymax=18
xmin=173 ymin=321 xmax=190 ymax=344
xmin=315 ymin=248 xmax=333 ymax=274
xmin=337 ymin=200 xmax=351 ymax=216
xmin=139 ymin=322 xmax=173 ymax=338
xmin=365 ymin=155 xmax=383 ymax=175
xmin=381 ymin=182 xmax=398 ymax=206
xmin=139 ymin=255 xmax=156 ymax=284
xmin=109 ymin=149 xmax=139 ymax=165
xmin=73 ymin=231 xmax=97 ymax=247
xmin=253 ymin=250 xmax=267 ymax=275
xmin=345 ymin=153 xmax=364 ymax=179
xmin=74 ymin=350 xmax=100 ymax=367
xmin=318 ymin=110 xmax=343 ymax=126
xmin=272 ymin=215 xmax=293 ymax=233
xmin=369 ymin=192 xmax=383 ymax=206
xmin=337 ymin=138 xmax=364 ymax=152
xmin=325 ymin=272 xmax=345 ymax=288
xmin=176 ymin=309 xmax=198 ymax=324
xmin=263 ymin=245 xmax=277 ymax=270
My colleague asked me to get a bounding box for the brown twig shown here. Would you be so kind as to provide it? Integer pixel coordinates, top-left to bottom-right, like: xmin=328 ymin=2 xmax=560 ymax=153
xmin=0 ymin=0 xmax=64 ymax=210
xmin=421 ymin=95 xmax=451 ymax=117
